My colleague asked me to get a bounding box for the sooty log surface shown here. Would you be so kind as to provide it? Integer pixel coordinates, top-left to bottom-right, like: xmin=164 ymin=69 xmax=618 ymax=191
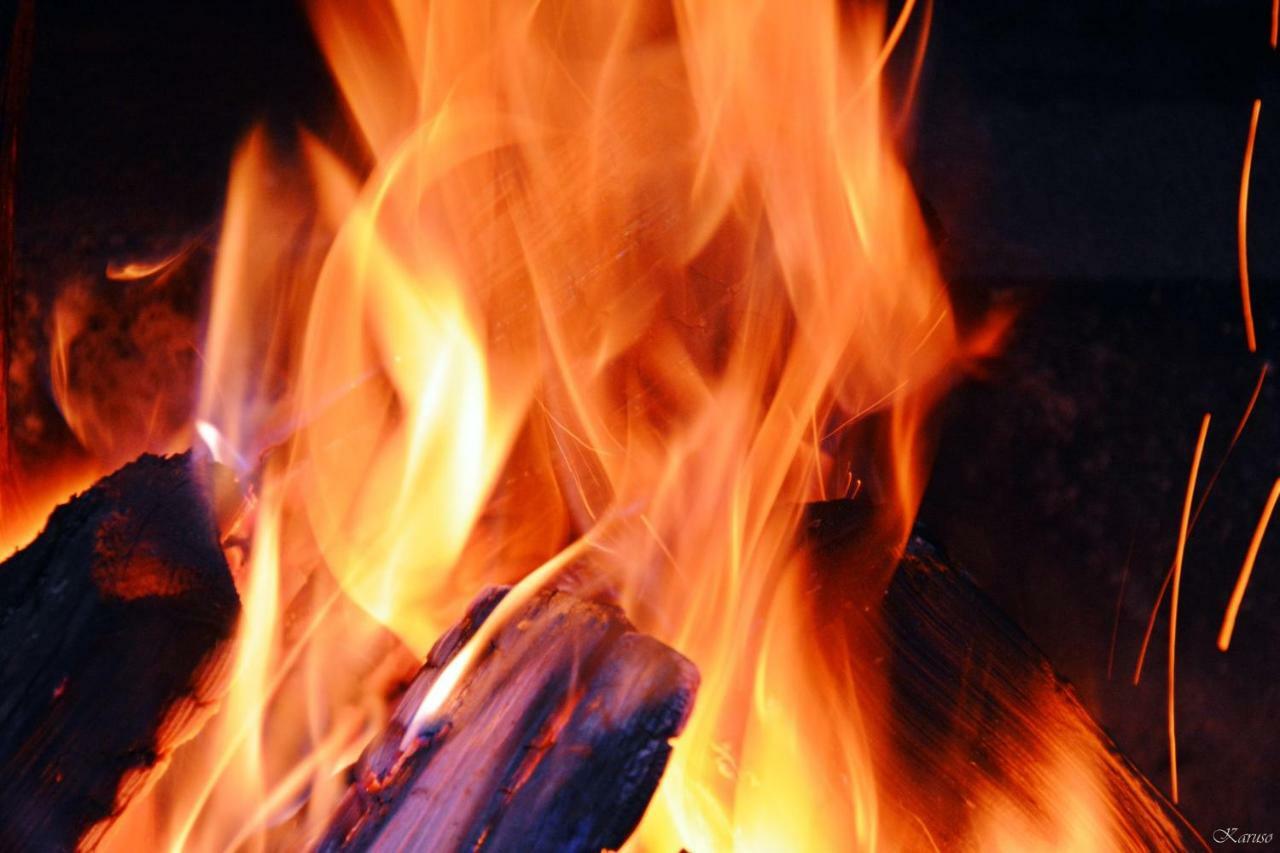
xmin=0 ymin=451 xmax=239 ymax=851
xmin=883 ymin=539 xmax=1206 ymax=850
xmin=805 ymin=499 xmax=1206 ymax=850
xmin=317 ymin=585 xmax=698 ymax=853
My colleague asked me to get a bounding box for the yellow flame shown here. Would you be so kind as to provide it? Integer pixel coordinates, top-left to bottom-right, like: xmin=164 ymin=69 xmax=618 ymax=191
xmin=99 ymin=1 xmax=1133 ymax=850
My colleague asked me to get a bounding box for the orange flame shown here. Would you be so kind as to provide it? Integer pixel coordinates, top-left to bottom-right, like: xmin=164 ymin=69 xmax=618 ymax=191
xmin=92 ymin=1 xmax=1136 ymax=849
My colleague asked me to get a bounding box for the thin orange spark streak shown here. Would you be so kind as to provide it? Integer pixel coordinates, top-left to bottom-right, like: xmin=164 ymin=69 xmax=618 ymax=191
xmin=1218 ymin=477 xmax=1280 ymax=651
xmin=1239 ymin=99 xmax=1261 ymax=353
xmin=895 ymin=0 xmax=934 ymax=132
xmin=848 ymin=0 xmax=921 ymax=103
xmin=1133 ymin=575 xmax=1171 ymax=686
xmin=1226 ymin=361 xmax=1270 ymax=450
xmin=1167 ymin=413 xmax=1210 ymax=804
xmin=1107 ymin=536 xmax=1134 ymax=681
xmin=1272 ymin=0 xmax=1278 ymax=49
xmin=1133 ymin=363 xmax=1268 ymax=683
xmin=872 ymin=0 xmax=920 ymax=84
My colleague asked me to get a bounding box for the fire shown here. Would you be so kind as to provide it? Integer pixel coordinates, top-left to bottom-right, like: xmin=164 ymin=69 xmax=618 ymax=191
xmin=78 ymin=0 xmax=1073 ymax=848
xmin=2 ymin=247 xmax=201 ymax=556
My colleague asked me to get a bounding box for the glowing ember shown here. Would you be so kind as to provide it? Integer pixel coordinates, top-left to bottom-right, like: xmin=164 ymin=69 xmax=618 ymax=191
xmin=1132 ymin=363 xmax=1268 ymax=686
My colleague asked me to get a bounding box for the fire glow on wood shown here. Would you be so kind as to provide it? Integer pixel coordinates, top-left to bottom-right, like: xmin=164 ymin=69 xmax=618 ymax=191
xmin=0 ymin=0 xmax=1273 ymax=850
xmin=164 ymin=1 xmax=968 ymax=846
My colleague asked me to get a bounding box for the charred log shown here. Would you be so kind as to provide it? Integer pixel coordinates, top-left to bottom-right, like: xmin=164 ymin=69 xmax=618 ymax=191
xmin=317 ymin=585 xmax=698 ymax=853
xmin=0 ymin=451 xmax=239 ymax=851
xmin=806 ymin=499 xmax=1207 ymax=851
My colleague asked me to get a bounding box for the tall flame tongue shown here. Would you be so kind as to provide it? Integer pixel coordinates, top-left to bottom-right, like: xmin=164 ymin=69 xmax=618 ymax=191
xmin=108 ymin=0 xmax=968 ymax=849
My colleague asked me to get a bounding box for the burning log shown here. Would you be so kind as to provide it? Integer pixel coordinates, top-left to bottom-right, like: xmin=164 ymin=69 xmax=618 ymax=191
xmin=0 ymin=452 xmax=239 ymax=851
xmin=883 ymin=540 xmax=1205 ymax=848
xmin=317 ymin=585 xmax=699 ymax=853
xmin=806 ymin=499 xmax=1206 ymax=849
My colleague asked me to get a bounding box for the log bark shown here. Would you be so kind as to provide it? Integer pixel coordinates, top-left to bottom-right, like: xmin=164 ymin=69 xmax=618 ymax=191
xmin=316 ymin=585 xmax=698 ymax=853
xmin=0 ymin=451 xmax=239 ymax=851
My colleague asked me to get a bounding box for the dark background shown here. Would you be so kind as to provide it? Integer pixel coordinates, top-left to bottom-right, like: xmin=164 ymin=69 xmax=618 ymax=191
xmin=910 ymin=0 xmax=1280 ymax=841
xmin=6 ymin=0 xmax=1278 ymax=841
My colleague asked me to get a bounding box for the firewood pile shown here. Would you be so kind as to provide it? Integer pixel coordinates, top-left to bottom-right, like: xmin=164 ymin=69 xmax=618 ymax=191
xmin=0 ymin=453 xmax=1202 ymax=850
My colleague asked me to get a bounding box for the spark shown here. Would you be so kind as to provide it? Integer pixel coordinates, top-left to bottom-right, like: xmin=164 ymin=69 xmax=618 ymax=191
xmin=862 ymin=0 xmax=921 ymax=98
xmin=1217 ymin=477 xmax=1280 ymax=651
xmin=844 ymin=0 xmax=925 ymax=107
xmin=1106 ymin=535 xmax=1134 ymax=681
xmin=537 ymin=397 xmax=606 ymax=456
xmin=1272 ymin=0 xmax=1278 ymax=49
xmin=822 ymin=378 xmax=910 ymax=441
xmin=909 ymin=811 xmax=942 ymax=853
xmin=640 ymin=512 xmax=681 ymax=577
xmin=811 ymin=414 xmax=828 ymax=501
xmin=908 ymin=306 xmax=951 ymax=357
xmin=1227 ymin=362 xmax=1270 ymax=449
xmin=1133 ymin=362 xmax=1267 ymax=683
xmin=894 ymin=0 xmax=935 ymax=133
xmin=1167 ymin=413 xmax=1210 ymax=804
xmin=1238 ymin=99 xmax=1261 ymax=353
xmin=105 ymin=241 xmax=197 ymax=281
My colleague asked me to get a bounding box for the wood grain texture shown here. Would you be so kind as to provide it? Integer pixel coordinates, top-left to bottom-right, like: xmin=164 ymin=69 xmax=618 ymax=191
xmin=317 ymin=585 xmax=698 ymax=853
xmin=806 ymin=498 xmax=1206 ymax=851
